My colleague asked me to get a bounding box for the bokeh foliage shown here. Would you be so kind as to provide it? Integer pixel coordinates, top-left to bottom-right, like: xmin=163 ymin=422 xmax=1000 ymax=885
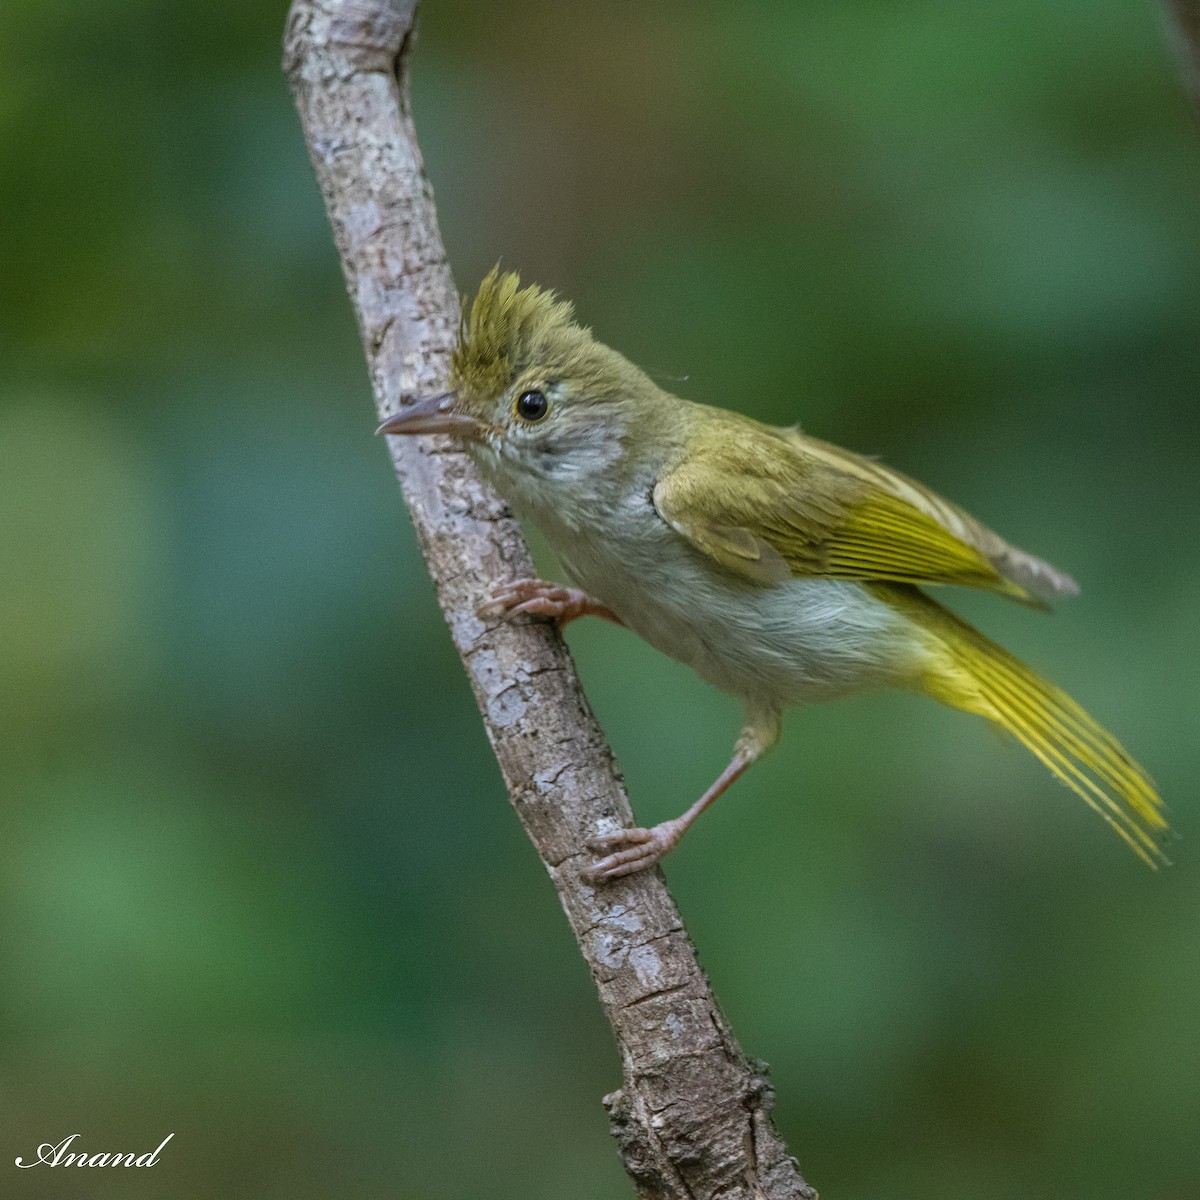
xmin=1 ymin=2 xmax=1198 ymax=1197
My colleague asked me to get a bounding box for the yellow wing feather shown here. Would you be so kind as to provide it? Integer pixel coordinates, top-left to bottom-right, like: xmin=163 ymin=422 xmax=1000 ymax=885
xmin=793 ymin=434 xmax=1079 ymax=603
xmin=653 ymin=411 xmax=1071 ymax=603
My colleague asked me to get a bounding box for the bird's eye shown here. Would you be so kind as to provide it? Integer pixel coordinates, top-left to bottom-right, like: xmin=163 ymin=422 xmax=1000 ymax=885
xmin=515 ymin=389 xmax=549 ymax=422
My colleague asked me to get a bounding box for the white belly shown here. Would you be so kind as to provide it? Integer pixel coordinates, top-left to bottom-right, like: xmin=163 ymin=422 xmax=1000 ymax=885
xmin=548 ymin=517 xmax=925 ymax=709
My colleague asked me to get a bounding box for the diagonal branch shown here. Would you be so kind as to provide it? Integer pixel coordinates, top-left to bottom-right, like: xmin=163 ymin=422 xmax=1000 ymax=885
xmin=282 ymin=2 xmax=814 ymax=1197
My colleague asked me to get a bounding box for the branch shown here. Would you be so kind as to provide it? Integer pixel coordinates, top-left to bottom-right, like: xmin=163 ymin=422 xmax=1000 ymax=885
xmin=282 ymin=2 xmax=814 ymax=1197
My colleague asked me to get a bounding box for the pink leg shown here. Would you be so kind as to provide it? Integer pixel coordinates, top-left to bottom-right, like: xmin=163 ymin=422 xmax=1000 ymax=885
xmin=477 ymin=577 xmax=624 ymax=628
xmin=583 ymin=710 xmax=781 ymax=883
xmin=584 ymin=751 xmax=752 ymax=882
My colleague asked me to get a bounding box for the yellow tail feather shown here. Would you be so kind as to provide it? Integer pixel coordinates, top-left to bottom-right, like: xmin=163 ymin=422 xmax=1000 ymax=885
xmin=883 ymin=587 xmax=1171 ymax=867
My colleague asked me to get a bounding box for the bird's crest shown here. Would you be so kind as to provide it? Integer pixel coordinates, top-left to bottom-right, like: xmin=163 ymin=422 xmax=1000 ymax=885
xmin=452 ymin=267 xmax=582 ymax=396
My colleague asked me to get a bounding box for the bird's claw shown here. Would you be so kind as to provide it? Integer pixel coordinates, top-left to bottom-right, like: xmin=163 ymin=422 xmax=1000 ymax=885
xmin=583 ymin=822 xmax=683 ymax=883
xmin=477 ymin=578 xmax=598 ymax=625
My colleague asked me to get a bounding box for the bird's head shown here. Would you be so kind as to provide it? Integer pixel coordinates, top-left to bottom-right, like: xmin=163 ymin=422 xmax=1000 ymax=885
xmin=377 ymin=269 xmax=673 ymax=505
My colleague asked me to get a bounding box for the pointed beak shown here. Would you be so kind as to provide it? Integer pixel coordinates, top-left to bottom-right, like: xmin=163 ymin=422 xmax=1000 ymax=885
xmin=374 ymin=392 xmax=480 ymax=439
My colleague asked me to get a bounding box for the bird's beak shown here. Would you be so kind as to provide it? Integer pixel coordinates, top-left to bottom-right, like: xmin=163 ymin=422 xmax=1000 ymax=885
xmin=374 ymin=392 xmax=480 ymax=439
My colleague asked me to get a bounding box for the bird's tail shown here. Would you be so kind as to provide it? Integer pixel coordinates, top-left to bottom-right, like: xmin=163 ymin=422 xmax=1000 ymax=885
xmin=886 ymin=587 xmax=1171 ymax=866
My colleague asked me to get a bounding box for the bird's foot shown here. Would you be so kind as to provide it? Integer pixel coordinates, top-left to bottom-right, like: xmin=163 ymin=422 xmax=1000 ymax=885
xmin=477 ymin=578 xmax=621 ymax=627
xmin=583 ymin=820 xmax=686 ymax=883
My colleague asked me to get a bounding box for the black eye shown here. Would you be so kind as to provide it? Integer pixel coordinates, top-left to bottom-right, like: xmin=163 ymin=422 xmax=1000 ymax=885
xmin=515 ymin=389 xmax=549 ymax=422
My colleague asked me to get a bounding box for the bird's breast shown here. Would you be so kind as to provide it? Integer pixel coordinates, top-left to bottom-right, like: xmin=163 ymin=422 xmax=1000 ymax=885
xmin=535 ymin=502 xmax=925 ymax=708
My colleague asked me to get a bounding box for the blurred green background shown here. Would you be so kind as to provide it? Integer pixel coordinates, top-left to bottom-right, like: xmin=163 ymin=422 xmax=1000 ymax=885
xmin=2 ymin=1 xmax=1198 ymax=1197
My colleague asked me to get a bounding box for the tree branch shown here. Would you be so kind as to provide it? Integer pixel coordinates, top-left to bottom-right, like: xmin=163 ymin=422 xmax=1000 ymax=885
xmin=283 ymin=2 xmax=814 ymax=1197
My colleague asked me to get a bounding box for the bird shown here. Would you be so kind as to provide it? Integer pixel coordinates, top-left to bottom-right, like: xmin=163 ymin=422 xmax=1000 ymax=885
xmin=377 ymin=267 xmax=1169 ymax=882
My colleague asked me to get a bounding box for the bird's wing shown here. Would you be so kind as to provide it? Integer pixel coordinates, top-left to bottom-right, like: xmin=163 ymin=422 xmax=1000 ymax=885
xmin=652 ymin=419 xmax=1078 ymax=605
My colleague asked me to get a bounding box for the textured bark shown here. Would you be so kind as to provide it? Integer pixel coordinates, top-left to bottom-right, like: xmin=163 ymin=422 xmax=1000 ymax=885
xmin=283 ymin=2 xmax=814 ymax=1197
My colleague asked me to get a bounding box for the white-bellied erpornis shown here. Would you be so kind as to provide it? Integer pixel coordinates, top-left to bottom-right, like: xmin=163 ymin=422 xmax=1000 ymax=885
xmin=378 ymin=269 xmax=1169 ymax=881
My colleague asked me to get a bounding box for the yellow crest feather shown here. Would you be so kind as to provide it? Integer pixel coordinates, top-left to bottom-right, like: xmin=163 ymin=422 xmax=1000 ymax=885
xmin=452 ymin=266 xmax=581 ymax=397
